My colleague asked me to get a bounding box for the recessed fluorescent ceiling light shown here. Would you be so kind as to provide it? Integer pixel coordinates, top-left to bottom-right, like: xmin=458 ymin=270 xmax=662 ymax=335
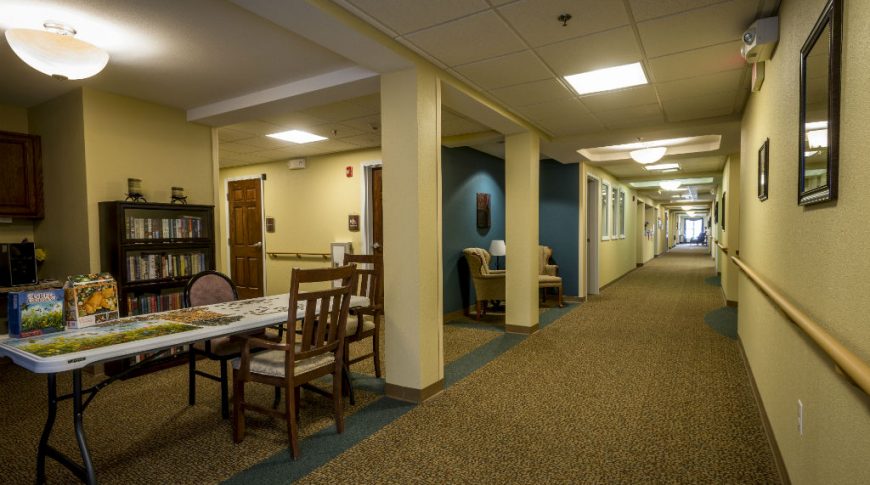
xmin=267 ymin=130 xmax=326 ymax=144
xmin=564 ymin=62 xmax=647 ymax=95
xmin=644 ymin=163 xmax=680 ymax=171
xmin=629 ymin=177 xmax=714 ymax=188
xmin=662 ymin=168 xmax=679 ymax=173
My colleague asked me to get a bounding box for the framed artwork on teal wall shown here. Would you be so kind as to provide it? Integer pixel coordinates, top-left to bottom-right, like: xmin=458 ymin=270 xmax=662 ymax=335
xmin=476 ymin=192 xmax=490 ymax=229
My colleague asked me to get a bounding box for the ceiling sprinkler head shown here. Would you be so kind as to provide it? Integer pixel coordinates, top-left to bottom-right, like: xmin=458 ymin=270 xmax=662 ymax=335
xmin=558 ymin=13 xmax=572 ymax=27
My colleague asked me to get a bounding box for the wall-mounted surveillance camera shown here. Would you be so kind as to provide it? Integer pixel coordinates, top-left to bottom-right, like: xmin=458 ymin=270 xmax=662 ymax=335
xmin=741 ymin=16 xmax=779 ymax=63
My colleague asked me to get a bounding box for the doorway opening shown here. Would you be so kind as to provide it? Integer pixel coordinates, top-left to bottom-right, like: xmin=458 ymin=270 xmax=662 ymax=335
xmin=585 ymin=176 xmax=600 ymax=296
xmin=360 ymin=162 xmax=383 ymax=255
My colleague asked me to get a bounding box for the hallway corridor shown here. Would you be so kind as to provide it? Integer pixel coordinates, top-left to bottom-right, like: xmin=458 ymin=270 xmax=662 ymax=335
xmin=299 ymin=246 xmax=780 ymax=483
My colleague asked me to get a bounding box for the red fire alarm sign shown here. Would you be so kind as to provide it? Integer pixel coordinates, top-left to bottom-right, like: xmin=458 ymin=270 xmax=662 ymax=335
xmin=346 ymin=166 xmax=353 ymax=177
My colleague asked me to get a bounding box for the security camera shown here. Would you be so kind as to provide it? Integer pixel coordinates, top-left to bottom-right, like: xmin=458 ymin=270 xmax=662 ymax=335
xmin=741 ymin=16 xmax=778 ymax=63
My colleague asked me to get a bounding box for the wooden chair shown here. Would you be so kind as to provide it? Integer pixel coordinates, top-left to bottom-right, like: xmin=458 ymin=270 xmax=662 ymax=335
xmin=185 ymin=270 xmax=253 ymax=419
xmin=232 ymin=264 xmax=355 ymax=459
xmin=342 ymin=254 xmax=383 ymax=378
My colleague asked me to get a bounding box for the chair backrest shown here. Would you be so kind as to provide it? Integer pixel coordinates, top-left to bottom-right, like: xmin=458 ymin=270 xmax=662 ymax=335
xmin=184 ymin=270 xmax=238 ymax=307
xmin=288 ymin=264 xmax=356 ymax=367
xmin=462 ymin=248 xmax=492 ymax=277
xmin=343 ymin=253 xmax=382 ymax=306
xmin=539 ymin=246 xmax=553 ymax=275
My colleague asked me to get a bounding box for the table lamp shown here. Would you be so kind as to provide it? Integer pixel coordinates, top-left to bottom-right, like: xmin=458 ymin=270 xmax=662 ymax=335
xmin=489 ymin=239 xmax=506 ymax=269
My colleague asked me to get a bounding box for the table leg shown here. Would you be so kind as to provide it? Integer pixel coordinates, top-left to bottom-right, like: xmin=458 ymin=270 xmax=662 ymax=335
xmin=36 ymin=373 xmax=58 ymax=484
xmin=72 ymin=370 xmax=97 ymax=484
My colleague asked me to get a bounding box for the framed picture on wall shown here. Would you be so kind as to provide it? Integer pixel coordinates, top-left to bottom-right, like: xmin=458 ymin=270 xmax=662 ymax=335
xmin=714 ymin=201 xmax=719 ymax=224
xmin=476 ymin=193 xmax=491 ymax=229
xmin=758 ymin=138 xmax=769 ymax=201
xmin=721 ymin=192 xmax=726 ymax=230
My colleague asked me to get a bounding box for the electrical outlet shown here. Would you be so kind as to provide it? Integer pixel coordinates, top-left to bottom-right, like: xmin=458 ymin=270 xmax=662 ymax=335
xmin=797 ymin=400 xmax=804 ymax=436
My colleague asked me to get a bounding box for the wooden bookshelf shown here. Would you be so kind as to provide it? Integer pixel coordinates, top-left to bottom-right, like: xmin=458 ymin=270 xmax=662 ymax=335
xmin=99 ymin=201 xmax=215 ymax=376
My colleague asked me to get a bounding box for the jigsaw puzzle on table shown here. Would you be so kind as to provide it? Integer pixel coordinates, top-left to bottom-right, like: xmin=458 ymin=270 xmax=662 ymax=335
xmin=209 ymin=294 xmax=300 ymax=316
xmin=7 ymin=320 xmax=198 ymax=357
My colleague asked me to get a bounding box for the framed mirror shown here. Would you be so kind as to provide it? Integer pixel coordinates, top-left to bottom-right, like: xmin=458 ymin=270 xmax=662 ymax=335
xmin=758 ymin=138 xmax=769 ymax=201
xmin=798 ymin=0 xmax=842 ymax=205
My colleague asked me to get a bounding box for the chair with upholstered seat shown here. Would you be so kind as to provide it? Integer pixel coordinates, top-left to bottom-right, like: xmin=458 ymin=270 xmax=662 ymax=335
xmin=463 ymin=248 xmax=505 ymax=320
xmin=185 ymin=270 xmax=268 ymax=419
xmin=539 ymin=245 xmax=564 ymax=307
xmin=232 ymin=264 xmax=355 ymax=459
xmin=342 ymin=253 xmax=383 ymax=378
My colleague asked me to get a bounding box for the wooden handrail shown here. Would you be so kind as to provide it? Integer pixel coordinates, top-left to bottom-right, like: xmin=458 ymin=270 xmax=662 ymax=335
xmin=267 ymin=251 xmax=329 ymax=260
xmin=717 ymin=241 xmax=728 ymax=254
xmin=731 ymin=256 xmax=870 ymax=396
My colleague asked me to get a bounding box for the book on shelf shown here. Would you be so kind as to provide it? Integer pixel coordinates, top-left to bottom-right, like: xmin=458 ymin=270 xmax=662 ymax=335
xmin=125 ymin=215 xmax=204 ymax=240
xmin=7 ymin=289 xmax=66 ymax=338
xmin=126 ymin=252 xmax=206 ymax=282
xmin=125 ymin=289 xmax=184 ymax=316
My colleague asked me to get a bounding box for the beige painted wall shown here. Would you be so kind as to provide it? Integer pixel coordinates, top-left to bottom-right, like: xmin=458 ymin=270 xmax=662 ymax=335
xmin=218 ymin=148 xmax=377 ymax=295
xmin=739 ymin=0 xmax=870 ymax=483
xmin=580 ymin=164 xmax=654 ymax=294
xmin=716 ymin=154 xmax=740 ymax=303
xmin=82 ymin=88 xmax=215 ymax=272
xmin=0 ymin=104 xmax=36 ymax=243
xmin=29 ymin=90 xmax=90 ymax=280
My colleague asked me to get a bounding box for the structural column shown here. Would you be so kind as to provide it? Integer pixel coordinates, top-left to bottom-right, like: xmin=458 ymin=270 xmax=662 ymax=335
xmin=380 ymin=67 xmax=444 ymax=402
xmin=505 ymin=132 xmax=540 ymax=334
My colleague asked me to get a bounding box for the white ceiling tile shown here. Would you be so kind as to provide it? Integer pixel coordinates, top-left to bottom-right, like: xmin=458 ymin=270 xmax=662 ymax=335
xmin=535 ymin=26 xmax=642 ymax=76
xmin=260 ymin=112 xmax=326 ymax=129
xmin=536 ymin=112 xmax=604 ymax=137
xmin=345 ymin=0 xmax=489 ymax=35
xmin=404 ymin=11 xmax=526 ymax=66
xmin=496 ymin=0 xmax=629 ymax=47
xmin=655 ymin=69 xmax=745 ymax=100
xmin=341 ymin=133 xmax=382 ymax=147
xmin=453 ymin=51 xmax=552 ymax=90
xmin=662 ymin=91 xmax=738 ymax=122
xmin=306 ymin=123 xmax=366 ymax=139
xmin=648 ymin=41 xmax=747 ymax=82
xmin=302 ymin=99 xmax=380 ymax=122
xmin=638 ymin=0 xmax=760 ymax=58
xmin=235 ymin=136 xmax=296 ymax=150
xmin=442 ymin=110 xmax=491 ymax=136
xmin=217 ymin=128 xmax=253 ymax=143
xmin=628 ymin=0 xmax=727 ymax=22
xmin=489 ymin=79 xmax=574 ymax=107
xmin=341 ymin=115 xmax=382 ymax=133
xmin=515 ymin=98 xmax=592 ymax=122
xmin=581 ymin=85 xmax=659 ymax=113
xmin=595 ymin=103 xmax=665 ymax=130
xmin=219 ymin=142 xmax=268 ymax=154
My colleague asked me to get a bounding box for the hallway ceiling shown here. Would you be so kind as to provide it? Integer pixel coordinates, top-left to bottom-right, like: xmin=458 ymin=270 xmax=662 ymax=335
xmin=0 ymin=0 xmax=779 ymax=182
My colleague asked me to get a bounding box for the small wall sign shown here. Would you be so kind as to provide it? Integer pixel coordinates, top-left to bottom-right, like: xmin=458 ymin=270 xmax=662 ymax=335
xmin=265 ymin=217 xmax=275 ymax=233
xmin=348 ymin=214 xmax=360 ymax=231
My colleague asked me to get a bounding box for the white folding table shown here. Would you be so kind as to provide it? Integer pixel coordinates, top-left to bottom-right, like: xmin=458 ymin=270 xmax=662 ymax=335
xmin=0 ymin=293 xmax=367 ymax=484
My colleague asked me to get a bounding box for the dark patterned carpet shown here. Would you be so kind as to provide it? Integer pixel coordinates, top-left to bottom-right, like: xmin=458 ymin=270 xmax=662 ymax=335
xmin=297 ymin=247 xmax=780 ymax=484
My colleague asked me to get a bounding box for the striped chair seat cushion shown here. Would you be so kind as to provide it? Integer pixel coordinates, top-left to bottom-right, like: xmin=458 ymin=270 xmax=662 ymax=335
xmin=232 ymin=346 xmax=335 ymax=378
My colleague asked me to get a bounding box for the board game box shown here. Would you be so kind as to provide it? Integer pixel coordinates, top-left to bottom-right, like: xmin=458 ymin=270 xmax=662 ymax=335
xmin=7 ymin=289 xmax=66 ymax=338
xmin=65 ymin=273 xmax=120 ymax=329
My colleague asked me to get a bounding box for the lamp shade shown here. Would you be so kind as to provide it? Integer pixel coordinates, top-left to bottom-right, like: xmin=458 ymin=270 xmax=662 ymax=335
xmin=5 ymin=27 xmax=109 ymax=80
xmin=629 ymin=146 xmax=667 ymax=164
xmin=488 ymin=239 xmax=506 ymax=257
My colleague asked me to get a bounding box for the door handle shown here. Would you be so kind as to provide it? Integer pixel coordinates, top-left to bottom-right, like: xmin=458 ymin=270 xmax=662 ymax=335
xmin=372 ymin=242 xmax=381 ymax=249
xmin=250 ymin=242 xmax=263 ymax=248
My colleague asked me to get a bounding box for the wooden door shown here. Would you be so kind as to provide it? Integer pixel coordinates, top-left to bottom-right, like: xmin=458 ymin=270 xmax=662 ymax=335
xmin=372 ymin=167 xmax=383 ymax=254
xmin=228 ymin=179 xmax=264 ymax=299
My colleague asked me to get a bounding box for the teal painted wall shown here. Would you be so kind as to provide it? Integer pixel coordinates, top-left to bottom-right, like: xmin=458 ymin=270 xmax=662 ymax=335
xmin=540 ymin=159 xmax=579 ymax=296
xmin=441 ymin=147 xmax=505 ymax=314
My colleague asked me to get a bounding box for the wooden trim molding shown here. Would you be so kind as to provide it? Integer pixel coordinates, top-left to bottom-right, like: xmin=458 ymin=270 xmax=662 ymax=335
xmin=385 ymin=379 xmax=444 ymax=403
xmin=737 ymin=338 xmax=791 ymax=485
xmin=732 ymin=256 xmax=870 ymax=396
xmin=717 ymin=241 xmax=728 ymax=254
xmin=505 ymin=323 xmax=539 ymax=335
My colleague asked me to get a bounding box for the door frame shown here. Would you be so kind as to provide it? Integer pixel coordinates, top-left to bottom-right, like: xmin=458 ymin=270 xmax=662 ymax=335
xmin=585 ymin=175 xmax=600 ymax=296
xmin=359 ymin=160 xmax=382 ymax=255
xmin=223 ymin=175 xmax=266 ymax=291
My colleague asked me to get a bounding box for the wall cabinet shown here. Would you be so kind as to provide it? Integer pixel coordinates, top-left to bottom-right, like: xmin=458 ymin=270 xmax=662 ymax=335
xmin=0 ymin=131 xmax=43 ymax=218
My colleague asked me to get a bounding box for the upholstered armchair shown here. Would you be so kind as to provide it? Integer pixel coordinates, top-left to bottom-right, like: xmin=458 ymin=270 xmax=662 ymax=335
xmin=539 ymin=246 xmax=564 ymax=307
xmin=463 ymin=248 xmax=505 ymax=320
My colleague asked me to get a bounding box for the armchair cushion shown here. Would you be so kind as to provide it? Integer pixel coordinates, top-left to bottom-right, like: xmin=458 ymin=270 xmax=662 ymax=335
xmin=463 ymin=248 xmax=506 ymax=302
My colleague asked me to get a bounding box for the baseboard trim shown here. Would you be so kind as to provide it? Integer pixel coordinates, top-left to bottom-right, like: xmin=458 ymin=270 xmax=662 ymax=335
xmin=442 ymin=308 xmax=468 ymax=323
xmin=737 ymin=337 xmax=791 ymax=485
xmin=726 ymin=299 xmax=739 ymax=307
xmin=636 ymin=262 xmax=644 ymax=267
xmin=504 ymin=323 xmax=539 ymax=335
xmin=385 ymin=379 xmax=444 ymax=403
xmin=599 ymin=264 xmax=642 ymax=292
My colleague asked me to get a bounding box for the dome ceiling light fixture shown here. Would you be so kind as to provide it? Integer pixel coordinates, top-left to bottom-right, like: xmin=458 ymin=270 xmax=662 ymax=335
xmin=4 ymin=21 xmax=109 ymax=80
xmin=630 ymin=146 xmax=667 ymax=164
xmin=659 ymin=180 xmax=682 ymax=191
